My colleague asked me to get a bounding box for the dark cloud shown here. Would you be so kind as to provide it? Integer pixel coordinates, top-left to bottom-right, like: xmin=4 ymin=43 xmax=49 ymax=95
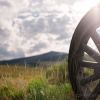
xmin=0 ymin=43 xmax=25 ymax=60
xmin=17 ymin=12 xmax=70 ymax=41
xmin=10 ymin=48 xmax=25 ymax=59
xmin=0 ymin=28 xmax=10 ymax=42
xmin=47 ymin=15 xmax=66 ymax=33
xmin=0 ymin=0 xmax=75 ymax=60
xmin=0 ymin=28 xmax=26 ymax=60
xmin=47 ymin=15 xmax=70 ymax=39
xmin=0 ymin=43 xmax=12 ymax=60
xmin=0 ymin=43 xmax=9 ymax=57
xmin=0 ymin=0 xmax=11 ymax=7
xmin=56 ymin=33 xmax=69 ymax=40
xmin=18 ymin=15 xmax=28 ymax=20
xmin=29 ymin=42 xmax=47 ymax=53
xmin=0 ymin=28 xmax=9 ymax=36
xmin=19 ymin=17 xmax=45 ymax=38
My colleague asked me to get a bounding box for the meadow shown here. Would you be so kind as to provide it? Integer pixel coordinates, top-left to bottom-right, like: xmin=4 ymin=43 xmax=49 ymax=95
xmin=0 ymin=61 xmax=74 ymax=100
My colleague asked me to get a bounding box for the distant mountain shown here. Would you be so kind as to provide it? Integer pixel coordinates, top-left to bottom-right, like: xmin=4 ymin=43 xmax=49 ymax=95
xmin=0 ymin=51 xmax=68 ymax=66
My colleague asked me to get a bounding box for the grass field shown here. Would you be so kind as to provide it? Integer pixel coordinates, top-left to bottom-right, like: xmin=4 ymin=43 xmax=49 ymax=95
xmin=0 ymin=61 xmax=74 ymax=100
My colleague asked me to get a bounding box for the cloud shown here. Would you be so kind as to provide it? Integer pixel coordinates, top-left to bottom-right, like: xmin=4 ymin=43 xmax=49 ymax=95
xmin=0 ymin=44 xmax=10 ymax=59
xmin=0 ymin=0 xmax=99 ymax=60
xmin=29 ymin=42 xmax=47 ymax=53
xmin=16 ymin=12 xmax=70 ymax=40
xmin=0 ymin=28 xmax=10 ymax=43
xmin=10 ymin=48 xmax=25 ymax=59
xmin=0 ymin=43 xmax=25 ymax=60
xmin=55 ymin=0 xmax=79 ymax=5
xmin=0 ymin=0 xmax=11 ymax=7
xmin=0 ymin=0 xmax=75 ymax=59
xmin=20 ymin=17 xmax=45 ymax=38
xmin=46 ymin=15 xmax=70 ymax=39
xmin=0 ymin=0 xmax=80 ymax=60
xmin=32 ymin=0 xmax=43 ymax=4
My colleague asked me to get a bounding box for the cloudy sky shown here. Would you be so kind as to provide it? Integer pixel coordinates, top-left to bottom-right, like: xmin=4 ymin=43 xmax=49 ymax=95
xmin=0 ymin=0 xmax=100 ymax=60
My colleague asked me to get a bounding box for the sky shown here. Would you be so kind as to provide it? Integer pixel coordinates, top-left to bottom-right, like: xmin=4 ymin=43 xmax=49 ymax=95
xmin=0 ymin=0 xmax=100 ymax=60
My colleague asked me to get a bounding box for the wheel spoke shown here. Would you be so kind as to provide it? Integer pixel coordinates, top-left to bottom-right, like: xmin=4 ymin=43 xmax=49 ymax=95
xmin=80 ymin=75 xmax=99 ymax=86
xmin=88 ymin=81 xmax=100 ymax=100
xmin=79 ymin=61 xmax=100 ymax=69
xmin=82 ymin=44 xmax=100 ymax=62
xmin=91 ymin=32 xmax=100 ymax=52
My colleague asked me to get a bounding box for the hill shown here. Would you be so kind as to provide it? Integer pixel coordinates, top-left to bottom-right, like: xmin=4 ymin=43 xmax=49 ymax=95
xmin=0 ymin=51 xmax=68 ymax=66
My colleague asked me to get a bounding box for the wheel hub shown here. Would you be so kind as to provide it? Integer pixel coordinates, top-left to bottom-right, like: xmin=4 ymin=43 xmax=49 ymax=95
xmin=94 ymin=65 xmax=100 ymax=78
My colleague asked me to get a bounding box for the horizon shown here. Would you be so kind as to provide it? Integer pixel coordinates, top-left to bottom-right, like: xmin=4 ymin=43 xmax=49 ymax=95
xmin=0 ymin=50 xmax=68 ymax=61
xmin=0 ymin=0 xmax=100 ymax=60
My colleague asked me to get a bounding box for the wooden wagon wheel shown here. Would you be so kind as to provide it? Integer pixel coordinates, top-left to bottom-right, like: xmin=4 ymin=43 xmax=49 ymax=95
xmin=68 ymin=4 xmax=100 ymax=100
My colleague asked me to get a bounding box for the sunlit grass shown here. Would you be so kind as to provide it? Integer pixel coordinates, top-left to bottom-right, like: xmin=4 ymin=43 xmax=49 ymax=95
xmin=0 ymin=61 xmax=74 ymax=100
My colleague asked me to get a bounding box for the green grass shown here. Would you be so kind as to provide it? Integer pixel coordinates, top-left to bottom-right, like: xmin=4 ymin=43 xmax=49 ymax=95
xmin=0 ymin=61 xmax=74 ymax=100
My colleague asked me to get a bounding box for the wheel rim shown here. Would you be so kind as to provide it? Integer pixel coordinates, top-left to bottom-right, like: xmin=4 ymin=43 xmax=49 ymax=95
xmin=68 ymin=4 xmax=100 ymax=100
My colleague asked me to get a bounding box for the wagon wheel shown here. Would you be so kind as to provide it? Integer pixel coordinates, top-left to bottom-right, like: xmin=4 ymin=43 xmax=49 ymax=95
xmin=68 ymin=4 xmax=100 ymax=100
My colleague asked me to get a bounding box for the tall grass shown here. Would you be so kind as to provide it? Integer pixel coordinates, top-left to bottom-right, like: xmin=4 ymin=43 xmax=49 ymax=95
xmin=0 ymin=61 xmax=74 ymax=100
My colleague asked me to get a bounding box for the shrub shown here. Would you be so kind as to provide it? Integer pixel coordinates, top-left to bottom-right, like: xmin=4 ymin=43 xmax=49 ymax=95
xmin=12 ymin=90 xmax=24 ymax=100
xmin=46 ymin=61 xmax=68 ymax=84
xmin=47 ymin=83 xmax=72 ymax=100
xmin=27 ymin=78 xmax=73 ymax=100
xmin=27 ymin=78 xmax=48 ymax=100
xmin=0 ymin=86 xmax=24 ymax=100
xmin=0 ymin=86 xmax=15 ymax=99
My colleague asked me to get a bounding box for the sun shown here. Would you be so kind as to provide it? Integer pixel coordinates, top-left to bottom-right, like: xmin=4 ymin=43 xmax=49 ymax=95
xmin=84 ymin=0 xmax=100 ymax=9
xmin=74 ymin=0 xmax=100 ymax=14
xmin=74 ymin=0 xmax=100 ymax=53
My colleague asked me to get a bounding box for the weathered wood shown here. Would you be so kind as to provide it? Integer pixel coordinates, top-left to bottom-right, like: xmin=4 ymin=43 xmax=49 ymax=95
xmin=79 ymin=61 xmax=100 ymax=69
xmin=82 ymin=44 xmax=100 ymax=62
xmin=68 ymin=4 xmax=100 ymax=100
